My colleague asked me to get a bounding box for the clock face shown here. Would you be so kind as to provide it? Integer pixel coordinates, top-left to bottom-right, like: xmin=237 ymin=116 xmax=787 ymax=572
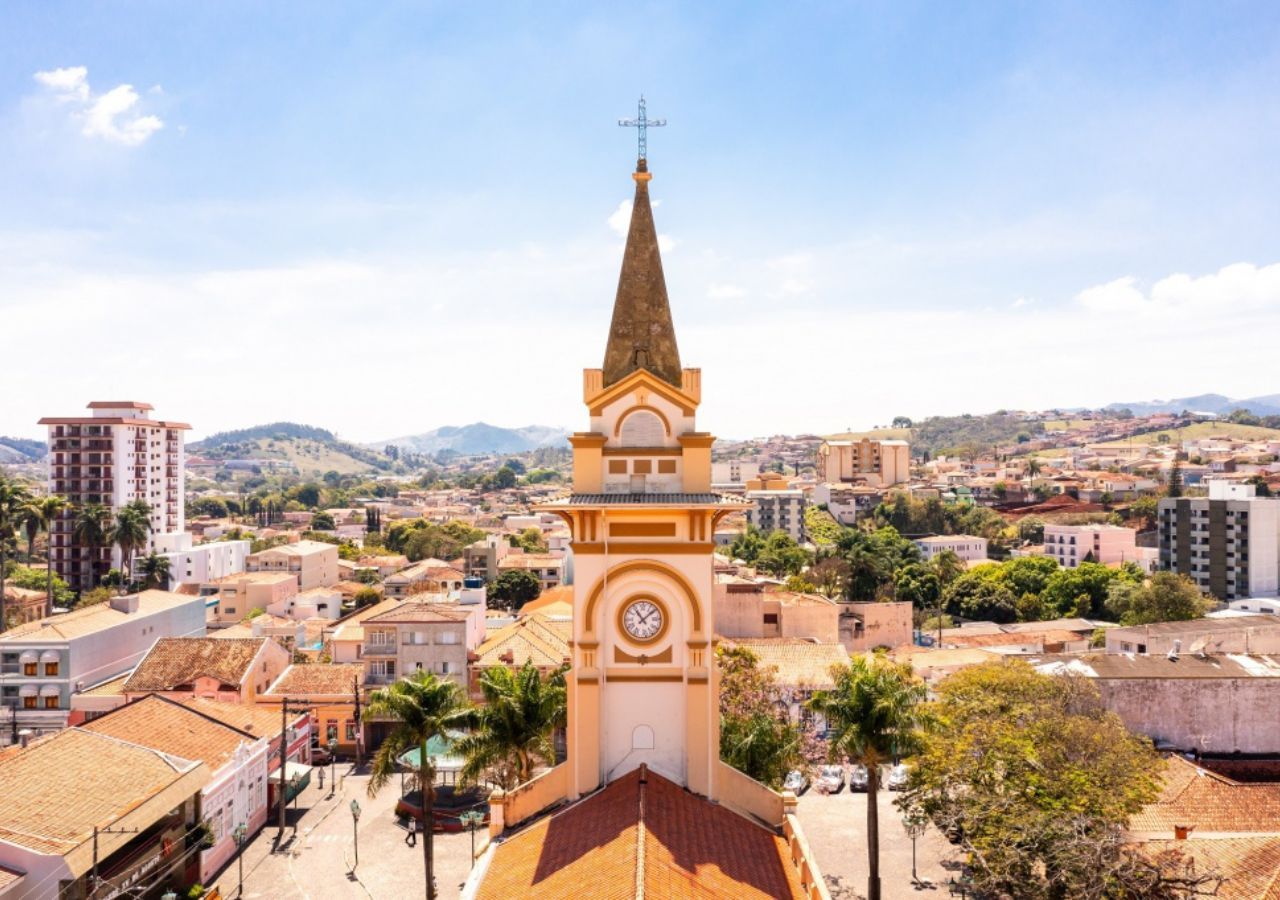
xmin=621 ymin=598 xmax=665 ymax=642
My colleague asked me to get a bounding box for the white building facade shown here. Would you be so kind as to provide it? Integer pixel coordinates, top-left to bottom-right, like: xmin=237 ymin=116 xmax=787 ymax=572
xmin=40 ymin=401 xmax=188 ymax=592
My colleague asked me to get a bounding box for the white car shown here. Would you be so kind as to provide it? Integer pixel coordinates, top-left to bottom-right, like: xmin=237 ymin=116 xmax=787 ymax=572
xmin=887 ymin=763 xmax=909 ymax=791
xmin=816 ymin=764 xmax=845 ymax=794
xmin=783 ymin=770 xmax=809 ymax=794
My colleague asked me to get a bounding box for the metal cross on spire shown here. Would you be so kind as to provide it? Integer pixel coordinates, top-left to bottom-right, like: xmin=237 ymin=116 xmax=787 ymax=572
xmin=618 ymin=95 xmax=666 ymax=162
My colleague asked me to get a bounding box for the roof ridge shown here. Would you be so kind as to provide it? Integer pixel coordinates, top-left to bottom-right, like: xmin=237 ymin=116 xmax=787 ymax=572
xmin=635 ymin=764 xmax=647 ymax=900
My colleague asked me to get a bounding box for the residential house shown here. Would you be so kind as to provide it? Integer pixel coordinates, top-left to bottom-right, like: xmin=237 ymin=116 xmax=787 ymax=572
xmin=913 ymin=535 xmax=988 ymax=563
xmin=1104 ymin=616 xmax=1280 ymax=656
xmin=723 ymin=637 xmax=849 ymax=734
xmin=715 ymin=582 xmax=839 ymax=643
xmin=469 ymin=614 xmax=571 ymax=703
xmin=838 ymin=600 xmax=914 ymax=652
xmin=0 ymin=727 xmax=208 ymax=900
xmin=464 ymin=534 xmax=511 ymax=582
xmin=246 ymin=540 xmax=340 ymax=591
xmin=1044 ymin=523 xmax=1139 ymax=568
xmin=154 ymin=532 xmax=250 ymax=588
xmin=81 ymin=695 xmax=271 ymax=884
xmin=123 ymin=637 xmax=291 ymax=704
xmin=360 ymin=603 xmax=476 ymax=691
xmin=261 ymin=663 xmax=364 ymax=759
xmin=497 ymin=553 xmax=564 ymax=592
xmin=1 ymin=583 xmax=47 ymax=629
xmin=0 ymin=591 xmax=206 ymax=745
xmin=203 ymin=571 xmax=298 ymax=627
xmin=384 ymin=559 xmax=466 ymax=599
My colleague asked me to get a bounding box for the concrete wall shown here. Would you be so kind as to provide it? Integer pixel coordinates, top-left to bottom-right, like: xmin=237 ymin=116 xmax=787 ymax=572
xmin=490 ymin=762 xmax=570 ymax=836
xmin=1094 ymin=676 xmax=1280 ymax=754
xmin=839 ymin=601 xmax=913 ymax=652
xmin=716 ymin=760 xmax=783 ymax=827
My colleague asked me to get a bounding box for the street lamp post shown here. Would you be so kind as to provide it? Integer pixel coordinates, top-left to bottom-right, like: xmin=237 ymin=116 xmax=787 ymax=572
xmin=903 ymin=809 xmax=928 ymax=885
xmin=350 ymin=799 xmax=362 ymax=870
xmin=233 ymin=823 xmax=247 ymax=898
xmin=328 ymin=738 xmax=338 ymax=798
xmin=459 ymin=810 xmax=485 ymax=866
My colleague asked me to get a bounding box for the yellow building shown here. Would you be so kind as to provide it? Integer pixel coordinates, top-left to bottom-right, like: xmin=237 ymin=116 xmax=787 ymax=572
xmin=467 ymin=151 xmax=826 ymax=899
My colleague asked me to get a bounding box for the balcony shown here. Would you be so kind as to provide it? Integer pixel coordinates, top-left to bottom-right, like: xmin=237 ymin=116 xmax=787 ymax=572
xmin=363 ymin=644 xmax=397 ymax=656
xmin=364 ymin=673 xmax=398 ymax=685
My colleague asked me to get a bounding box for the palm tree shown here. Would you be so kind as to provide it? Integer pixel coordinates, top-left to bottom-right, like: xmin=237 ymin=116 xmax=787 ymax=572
xmin=72 ymin=503 xmax=111 ymax=593
xmin=366 ymin=672 xmax=471 ymax=900
xmin=137 ymin=552 xmax=171 ymax=590
xmin=807 ymin=656 xmax=929 ymax=900
xmin=0 ymin=477 xmax=34 ymax=629
xmin=453 ymin=661 xmax=567 ymax=790
xmin=26 ymin=495 xmax=69 ymax=616
xmin=110 ymin=500 xmax=152 ymax=592
xmin=1027 ymin=456 xmax=1043 ymax=479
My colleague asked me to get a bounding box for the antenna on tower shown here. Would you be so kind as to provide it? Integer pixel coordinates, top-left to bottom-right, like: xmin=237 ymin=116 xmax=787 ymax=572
xmin=618 ymin=95 xmax=666 ymax=163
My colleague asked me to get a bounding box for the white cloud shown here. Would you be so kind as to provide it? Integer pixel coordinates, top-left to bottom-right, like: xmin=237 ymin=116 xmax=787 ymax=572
xmin=1010 ymin=296 xmax=1034 ymax=308
xmin=1075 ymin=263 xmax=1280 ymax=315
xmin=607 ymin=200 xmax=632 ymax=236
xmin=32 ymin=66 xmax=164 ymax=146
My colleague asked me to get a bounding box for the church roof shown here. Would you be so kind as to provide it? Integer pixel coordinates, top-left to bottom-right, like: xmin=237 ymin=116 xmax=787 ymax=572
xmin=474 ymin=766 xmax=805 ymax=899
xmin=549 ymin=493 xmax=745 ymax=507
xmin=602 ymin=161 xmax=682 ymax=389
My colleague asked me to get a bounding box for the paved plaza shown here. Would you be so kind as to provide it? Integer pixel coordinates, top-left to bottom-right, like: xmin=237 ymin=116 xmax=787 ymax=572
xmin=210 ymin=767 xmax=959 ymax=900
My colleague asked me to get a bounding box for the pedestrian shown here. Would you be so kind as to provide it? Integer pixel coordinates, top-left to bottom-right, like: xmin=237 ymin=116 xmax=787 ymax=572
xmin=405 ymin=818 xmax=417 ymax=848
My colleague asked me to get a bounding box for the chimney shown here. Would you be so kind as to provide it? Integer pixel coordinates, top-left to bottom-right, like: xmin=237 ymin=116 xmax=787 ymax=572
xmin=110 ymin=593 xmax=140 ymax=614
xmin=17 ymin=729 xmax=33 ymax=749
xmin=1174 ymin=824 xmax=1194 ymax=840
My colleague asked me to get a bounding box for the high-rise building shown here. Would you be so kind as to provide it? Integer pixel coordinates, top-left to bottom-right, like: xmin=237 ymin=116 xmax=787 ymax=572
xmin=1158 ymin=481 xmax=1280 ymax=600
xmin=816 ymin=437 xmax=910 ymax=486
xmin=39 ymin=402 xmax=188 ymax=592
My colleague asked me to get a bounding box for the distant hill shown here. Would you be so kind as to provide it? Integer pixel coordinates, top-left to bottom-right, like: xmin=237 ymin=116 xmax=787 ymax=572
xmin=1106 ymin=393 xmax=1280 ymax=417
xmin=370 ymin=422 xmax=569 ymax=455
xmin=0 ymin=437 xmax=45 ymax=464
xmin=192 ymin=422 xmax=392 ymax=475
xmin=830 ymin=412 xmax=1044 ymax=456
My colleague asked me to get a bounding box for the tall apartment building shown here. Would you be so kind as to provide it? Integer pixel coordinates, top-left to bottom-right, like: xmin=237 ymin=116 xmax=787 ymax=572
xmin=1158 ymin=482 xmax=1280 ymax=600
xmin=711 ymin=459 xmax=760 ymax=485
xmin=745 ymin=487 xmax=807 ymax=543
xmin=39 ymin=401 xmax=188 ymax=592
xmin=816 ymin=438 xmax=910 ymax=487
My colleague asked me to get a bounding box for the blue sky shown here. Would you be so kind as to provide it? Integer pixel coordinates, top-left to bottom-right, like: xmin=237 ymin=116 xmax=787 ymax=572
xmin=3 ymin=2 xmax=1279 ymax=442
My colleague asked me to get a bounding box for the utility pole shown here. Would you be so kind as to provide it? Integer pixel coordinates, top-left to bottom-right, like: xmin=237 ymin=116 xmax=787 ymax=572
xmin=275 ymin=697 xmax=310 ymax=845
xmin=352 ymin=676 xmax=362 ymax=768
xmin=90 ymin=823 xmax=139 ymax=899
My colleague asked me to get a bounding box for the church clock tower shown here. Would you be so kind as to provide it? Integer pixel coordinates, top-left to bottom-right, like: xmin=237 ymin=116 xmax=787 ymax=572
xmin=539 ymin=154 xmax=748 ymax=801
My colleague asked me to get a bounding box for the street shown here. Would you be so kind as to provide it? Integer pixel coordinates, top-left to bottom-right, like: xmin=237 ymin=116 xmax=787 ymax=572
xmin=208 ymin=767 xmax=480 ymax=900
xmin=795 ymin=785 xmax=962 ymax=900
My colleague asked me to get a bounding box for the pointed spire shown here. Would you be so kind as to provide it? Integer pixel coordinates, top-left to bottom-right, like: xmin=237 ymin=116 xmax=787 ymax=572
xmin=603 ymin=160 xmax=683 ymax=388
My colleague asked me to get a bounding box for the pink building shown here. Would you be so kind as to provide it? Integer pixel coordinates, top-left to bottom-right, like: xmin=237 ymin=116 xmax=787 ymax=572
xmin=1043 ymin=524 xmax=1138 ymax=568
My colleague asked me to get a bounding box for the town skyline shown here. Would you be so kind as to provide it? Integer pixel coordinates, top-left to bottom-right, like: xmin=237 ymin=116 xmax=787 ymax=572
xmin=4 ymin=2 xmax=1280 ymax=440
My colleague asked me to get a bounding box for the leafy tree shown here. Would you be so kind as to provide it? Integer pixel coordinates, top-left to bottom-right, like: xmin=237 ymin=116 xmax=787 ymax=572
xmin=1105 ymin=572 xmax=1211 ymax=626
xmin=310 ymin=511 xmax=336 ymax=531
xmin=24 ymin=494 xmax=69 ymax=615
xmin=901 ymin=660 xmax=1214 ymax=899
xmin=188 ymin=497 xmax=230 ymax=518
xmin=488 ymin=466 xmax=518 ymax=490
xmin=1027 ymin=457 xmax=1043 ymax=478
xmin=718 ymin=646 xmax=816 ymax=789
xmin=928 ymin=549 xmax=966 ymax=588
xmin=488 ymin=569 xmax=541 ymax=611
xmin=110 ymin=501 xmax=152 ymax=591
xmin=137 ymin=552 xmax=171 ymax=590
xmin=1000 ymin=555 xmax=1060 ymax=599
xmin=514 ymin=527 xmax=547 ymax=553
xmin=366 ymin=673 xmax=472 ymax=900
xmin=754 ymin=530 xmax=811 ymax=577
xmin=893 ymin=563 xmax=940 ymax=609
xmin=1227 ymin=407 xmax=1261 ymax=426
xmin=72 ymin=502 xmax=112 ymax=592
xmin=943 ymin=568 xmax=1019 ymax=622
xmin=892 ymin=416 xmax=913 ymax=428
xmin=288 ymin=482 xmax=322 ymax=508
xmin=454 ymin=661 xmax=567 ymax=790
xmin=808 ymin=656 xmax=928 ymax=900
xmin=353 ymin=585 xmax=382 ymax=608
xmin=0 ymin=477 xmax=33 ymax=626
xmin=809 ymin=555 xmax=850 ymax=598
xmin=5 ymin=564 xmax=74 ymax=613
xmin=1040 ymin=561 xmax=1135 ymax=619
xmin=729 ymin=527 xmax=765 ymax=564
xmin=802 ymin=506 xmax=845 ymax=546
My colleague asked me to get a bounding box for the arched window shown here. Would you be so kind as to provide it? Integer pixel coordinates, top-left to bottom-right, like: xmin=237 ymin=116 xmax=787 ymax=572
xmin=631 ymin=724 xmax=656 ymax=750
xmin=619 ymin=410 xmax=665 ymax=447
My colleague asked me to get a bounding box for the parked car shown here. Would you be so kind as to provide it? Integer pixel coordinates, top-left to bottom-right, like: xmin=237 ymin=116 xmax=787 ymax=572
xmin=848 ymin=764 xmax=869 ymax=792
xmin=887 ymin=763 xmax=909 ymax=791
xmin=310 ymin=746 xmax=332 ymax=767
xmin=783 ymin=770 xmax=809 ymax=795
xmin=816 ymin=764 xmax=845 ymax=794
